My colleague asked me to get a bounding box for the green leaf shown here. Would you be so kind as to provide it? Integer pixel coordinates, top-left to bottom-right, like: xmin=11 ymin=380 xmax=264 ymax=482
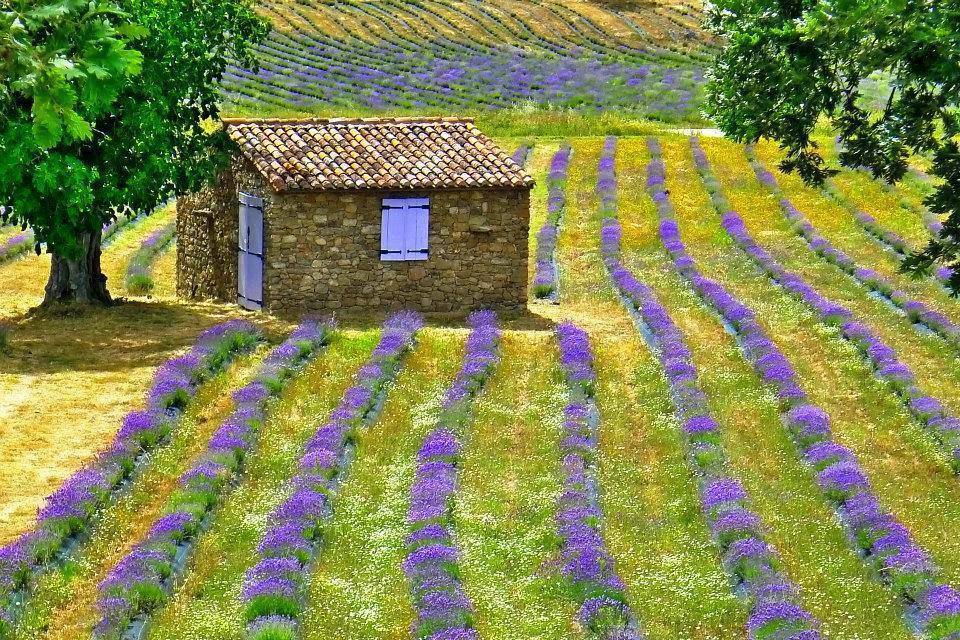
xmin=63 ymin=110 xmax=93 ymax=141
xmin=31 ymin=99 xmax=64 ymax=148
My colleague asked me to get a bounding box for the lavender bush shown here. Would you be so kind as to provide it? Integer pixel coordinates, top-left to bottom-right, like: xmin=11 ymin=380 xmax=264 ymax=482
xmin=745 ymin=146 xmax=960 ymax=349
xmin=533 ymin=144 xmax=573 ymax=299
xmin=598 ymin=138 xmax=821 ymax=640
xmin=241 ymin=311 xmax=422 ymax=640
xmin=404 ymin=310 xmax=500 ymax=640
xmin=554 ymin=322 xmax=645 ymax=639
xmin=92 ymin=318 xmax=334 ymax=639
xmin=0 ymin=230 xmax=33 ymax=264
xmin=690 ymin=137 xmax=960 ymax=472
xmin=511 ymin=143 xmax=533 ymax=168
xmin=125 ymin=222 xmax=177 ymax=295
xmin=0 ymin=320 xmax=262 ymax=633
xmin=644 ymin=136 xmax=960 ymax=638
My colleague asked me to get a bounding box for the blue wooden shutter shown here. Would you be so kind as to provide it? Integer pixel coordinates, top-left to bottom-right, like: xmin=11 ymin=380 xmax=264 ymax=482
xmin=381 ymin=197 xmax=429 ymax=261
xmin=407 ymin=201 xmax=429 ymax=261
xmin=381 ymin=202 xmax=406 ymax=261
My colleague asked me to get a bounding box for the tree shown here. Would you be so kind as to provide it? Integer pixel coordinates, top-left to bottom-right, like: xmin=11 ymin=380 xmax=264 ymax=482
xmin=704 ymin=0 xmax=960 ymax=292
xmin=0 ymin=0 xmax=268 ymax=305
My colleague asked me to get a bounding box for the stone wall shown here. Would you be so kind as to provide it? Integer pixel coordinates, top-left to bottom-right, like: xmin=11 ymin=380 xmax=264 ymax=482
xmin=176 ymin=158 xmax=268 ymax=302
xmin=178 ymin=160 xmax=531 ymax=315
xmin=264 ymin=184 xmax=530 ymax=315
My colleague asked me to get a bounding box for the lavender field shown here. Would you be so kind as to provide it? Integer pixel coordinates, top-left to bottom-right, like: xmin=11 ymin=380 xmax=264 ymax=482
xmin=1 ymin=128 xmax=955 ymax=640
xmin=2 ymin=1 xmax=959 ymax=640
xmin=222 ymin=0 xmax=714 ymax=122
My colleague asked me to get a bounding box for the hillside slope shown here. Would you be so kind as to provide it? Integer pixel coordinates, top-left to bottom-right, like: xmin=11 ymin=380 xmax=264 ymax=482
xmin=222 ymin=0 xmax=716 ymax=122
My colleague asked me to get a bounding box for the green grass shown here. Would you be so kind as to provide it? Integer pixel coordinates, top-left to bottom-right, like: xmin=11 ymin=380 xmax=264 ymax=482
xmin=145 ymin=329 xmax=378 ymax=639
xmin=221 ymin=105 xmax=707 ymax=142
xmin=301 ymin=330 xmax=464 ymax=639
xmin=456 ymin=331 xmax=577 ymax=640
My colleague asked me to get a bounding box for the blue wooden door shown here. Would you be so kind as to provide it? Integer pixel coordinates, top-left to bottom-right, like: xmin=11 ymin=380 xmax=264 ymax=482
xmin=238 ymin=193 xmax=264 ymax=311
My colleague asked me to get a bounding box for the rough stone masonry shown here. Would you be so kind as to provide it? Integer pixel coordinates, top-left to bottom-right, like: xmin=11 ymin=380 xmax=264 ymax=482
xmin=177 ymin=159 xmax=531 ymax=316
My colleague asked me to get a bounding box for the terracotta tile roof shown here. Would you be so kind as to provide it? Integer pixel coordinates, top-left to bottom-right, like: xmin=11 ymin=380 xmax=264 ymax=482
xmin=224 ymin=117 xmax=534 ymax=192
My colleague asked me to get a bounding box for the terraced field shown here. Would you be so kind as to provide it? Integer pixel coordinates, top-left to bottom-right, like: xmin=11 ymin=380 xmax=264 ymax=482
xmin=2 ymin=127 xmax=956 ymax=640
xmin=222 ymin=0 xmax=715 ymax=121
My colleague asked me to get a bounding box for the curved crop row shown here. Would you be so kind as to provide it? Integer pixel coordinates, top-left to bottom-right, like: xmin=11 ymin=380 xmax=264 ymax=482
xmin=745 ymin=147 xmax=960 ymax=350
xmin=533 ymin=144 xmax=573 ymax=300
xmin=0 ymin=320 xmax=262 ymax=633
xmin=101 ymin=211 xmax=142 ymax=247
xmin=690 ymin=138 xmax=960 ymax=470
xmin=599 ymin=137 xmax=821 ymax=640
xmin=241 ymin=311 xmax=422 ymax=640
xmin=404 ymin=310 xmax=501 ymax=640
xmin=646 ymin=136 xmax=960 ymax=638
xmin=224 ymin=1 xmax=706 ymax=119
xmin=820 ymin=177 xmax=953 ymax=287
xmin=554 ymin=322 xmax=645 ymax=639
xmin=92 ymin=319 xmax=335 ymax=639
xmin=125 ymin=222 xmax=177 ymax=295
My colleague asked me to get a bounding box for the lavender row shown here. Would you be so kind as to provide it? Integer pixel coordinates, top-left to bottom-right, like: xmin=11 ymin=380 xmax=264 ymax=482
xmin=690 ymin=137 xmax=960 ymax=471
xmin=0 ymin=320 xmax=262 ymax=633
xmin=599 ymin=138 xmax=821 ymax=640
xmin=223 ymin=7 xmax=704 ymax=120
xmin=404 ymin=310 xmax=501 ymax=640
xmin=646 ymin=137 xmax=960 ymax=636
xmin=92 ymin=319 xmax=334 ymax=639
xmin=533 ymin=144 xmax=573 ymax=300
xmin=511 ymin=143 xmax=533 ymax=168
xmin=821 ymin=177 xmax=954 ymax=286
xmin=0 ymin=207 xmax=148 ymax=266
xmin=241 ymin=311 xmax=422 ymax=640
xmin=125 ymin=222 xmax=177 ymax=295
xmin=745 ymin=147 xmax=960 ymax=349
xmin=554 ymin=322 xmax=645 ymax=639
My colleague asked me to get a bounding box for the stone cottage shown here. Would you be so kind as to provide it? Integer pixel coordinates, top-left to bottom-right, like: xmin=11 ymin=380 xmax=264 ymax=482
xmin=176 ymin=117 xmax=533 ymax=316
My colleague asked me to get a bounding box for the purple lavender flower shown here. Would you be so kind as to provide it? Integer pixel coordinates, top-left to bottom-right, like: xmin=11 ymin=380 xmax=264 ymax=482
xmin=242 ymin=576 xmax=298 ymax=601
xmin=242 ymin=312 xmax=421 ymax=633
xmin=233 ymin=381 xmax=270 ymax=405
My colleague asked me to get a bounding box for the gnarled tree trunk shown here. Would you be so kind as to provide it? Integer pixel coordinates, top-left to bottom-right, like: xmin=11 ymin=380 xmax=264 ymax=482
xmin=42 ymin=229 xmax=112 ymax=306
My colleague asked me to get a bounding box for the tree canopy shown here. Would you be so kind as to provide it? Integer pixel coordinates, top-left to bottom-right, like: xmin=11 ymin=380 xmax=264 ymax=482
xmin=705 ymin=0 xmax=960 ymax=291
xmin=0 ymin=0 xmax=268 ymax=303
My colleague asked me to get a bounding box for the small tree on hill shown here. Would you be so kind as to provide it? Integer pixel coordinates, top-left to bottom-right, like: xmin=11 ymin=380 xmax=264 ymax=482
xmin=704 ymin=0 xmax=960 ymax=292
xmin=0 ymin=0 xmax=268 ymax=306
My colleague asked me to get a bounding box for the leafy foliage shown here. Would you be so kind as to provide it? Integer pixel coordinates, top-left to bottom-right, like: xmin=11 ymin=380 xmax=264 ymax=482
xmin=704 ymin=0 xmax=960 ymax=291
xmin=0 ymin=0 xmax=268 ymax=261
